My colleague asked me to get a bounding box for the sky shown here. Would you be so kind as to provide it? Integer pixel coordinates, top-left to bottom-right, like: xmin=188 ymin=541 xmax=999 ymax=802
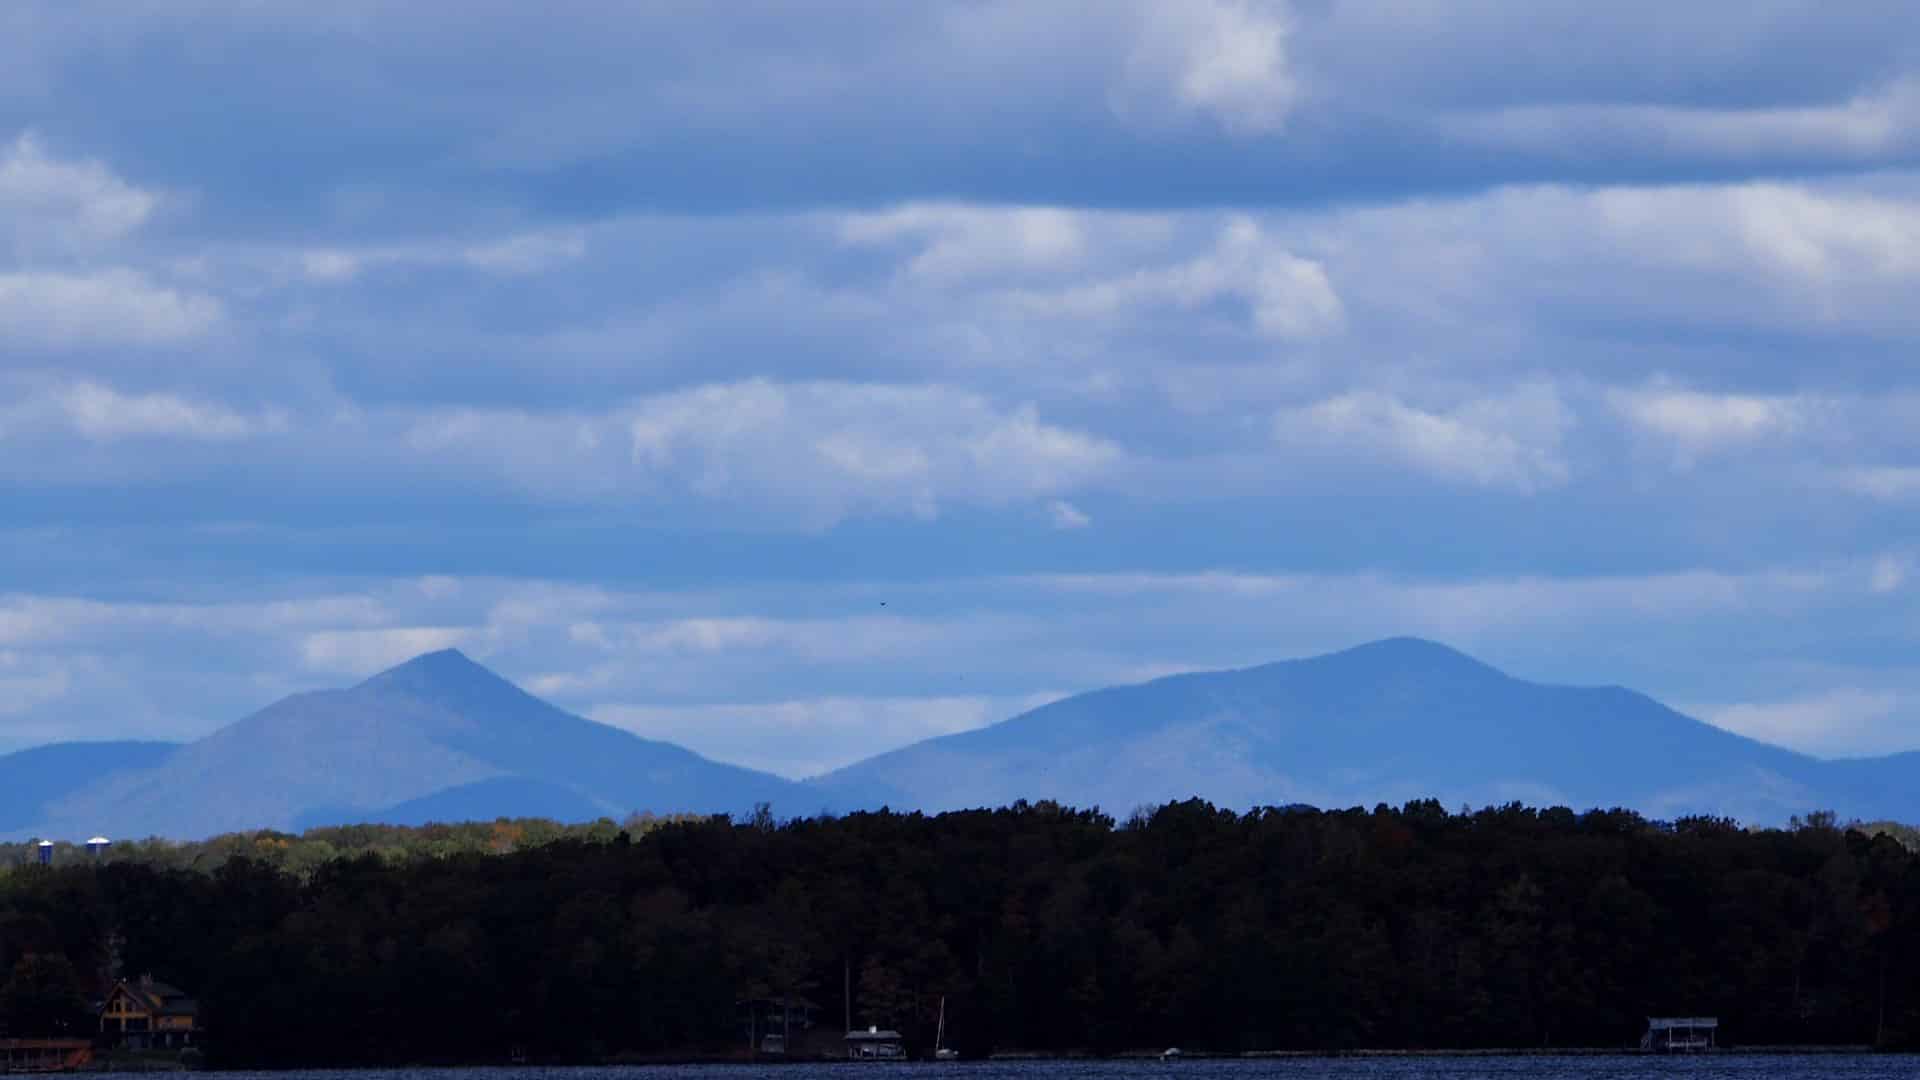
xmin=5 ymin=1 xmax=1920 ymax=778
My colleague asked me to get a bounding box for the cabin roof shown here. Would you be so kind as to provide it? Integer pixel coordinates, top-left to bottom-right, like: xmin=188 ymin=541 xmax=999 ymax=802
xmin=110 ymin=979 xmax=198 ymax=1018
xmin=1646 ymin=1017 xmax=1717 ymax=1029
xmin=735 ymin=996 xmax=821 ymax=1009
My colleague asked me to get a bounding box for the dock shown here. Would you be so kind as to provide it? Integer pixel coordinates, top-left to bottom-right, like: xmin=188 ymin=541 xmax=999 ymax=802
xmin=0 ymin=1040 xmax=94 ymax=1074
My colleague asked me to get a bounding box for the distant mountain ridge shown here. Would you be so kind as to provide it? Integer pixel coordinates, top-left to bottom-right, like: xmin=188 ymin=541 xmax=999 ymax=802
xmin=812 ymin=637 xmax=1920 ymax=825
xmin=5 ymin=650 xmax=830 ymax=841
xmin=0 ymin=741 xmax=182 ymax=834
xmin=6 ymin=638 xmax=1917 ymax=840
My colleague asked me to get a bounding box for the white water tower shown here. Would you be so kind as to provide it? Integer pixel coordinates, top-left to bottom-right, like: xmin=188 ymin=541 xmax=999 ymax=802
xmin=87 ymin=836 xmax=112 ymax=858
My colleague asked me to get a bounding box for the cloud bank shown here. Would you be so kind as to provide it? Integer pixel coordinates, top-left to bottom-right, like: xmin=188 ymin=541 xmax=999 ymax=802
xmin=1 ymin=1 xmax=1918 ymax=768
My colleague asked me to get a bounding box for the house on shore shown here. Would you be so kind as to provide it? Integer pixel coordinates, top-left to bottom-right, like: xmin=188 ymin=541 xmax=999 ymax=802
xmin=100 ymin=975 xmax=199 ymax=1050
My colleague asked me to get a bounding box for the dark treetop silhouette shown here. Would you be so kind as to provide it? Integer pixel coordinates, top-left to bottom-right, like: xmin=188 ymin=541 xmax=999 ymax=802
xmin=0 ymin=802 xmax=1914 ymax=1063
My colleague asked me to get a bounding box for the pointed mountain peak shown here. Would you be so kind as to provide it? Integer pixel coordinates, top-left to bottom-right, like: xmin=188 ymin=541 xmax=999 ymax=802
xmin=389 ymin=646 xmax=482 ymax=673
xmin=354 ymin=647 xmax=526 ymax=702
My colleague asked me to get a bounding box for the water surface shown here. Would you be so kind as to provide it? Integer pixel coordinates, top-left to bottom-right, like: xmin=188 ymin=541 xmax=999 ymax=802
xmin=210 ymin=1057 xmax=1914 ymax=1080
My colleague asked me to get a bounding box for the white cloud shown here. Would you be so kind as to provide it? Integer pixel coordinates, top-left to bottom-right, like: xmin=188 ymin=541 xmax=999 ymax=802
xmin=382 ymin=382 xmax=1121 ymax=522
xmin=0 ymin=561 xmax=1902 ymax=766
xmin=1608 ymin=383 xmax=1808 ymax=463
xmin=1306 ymin=179 xmax=1920 ymax=345
xmin=1006 ymin=216 xmax=1344 ymax=340
xmin=1717 ymin=185 xmax=1920 ymax=285
xmin=1275 ymin=384 xmax=1570 ymax=491
xmin=461 ymin=227 xmax=588 ymax=273
xmin=1584 ymin=183 xmax=1920 ymax=294
xmin=0 ymin=376 xmax=1117 ymax=522
xmin=48 ymin=381 xmax=280 ymax=442
xmin=838 ymin=204 xmax=1094 ymax=280
xmin=626 ymin=616 xmax=794 ymax=656
xmin=1837 ymin=466 xmax=1920 ymax=501
xmin=1446 ymin=78 xmax=1920 ymax=167
xmin=299 ymin=627 xmax=472 ymax=677
xmin=0 ymin=592 xmax=399 ymax=649
xmin=626 ymin=379 xmax=1119 ymax=522
xmin=299 ymin=249 xmax=362 ymax=282
xmin=400 ymin=406 xmax=626 ymax=498
xmin=1011 ymin=566 xmax=1830 ymax=627
xmin=1015 ymin=571 xmax=1305 ymax=598
xmin=1386 ymin=570 xmax=1828 ymax=628
xmin=840 ymin=206 xmax=1342 ymax=348
xmin=0 ymin=270 xmax=220 ymax=347
xmin=0 ymin=132 xmax=158 ymax=254
xmin=618 ymin=614 xmax=987 ymax=667
xmin=1122 ymin=0 xmax=1299 ymax=134
xmin=1047 ymin=499 xmax=1092 ymax=530
xmin=299 ymin=227 xmax=590 ymax=283
xmin=1700 ymin=689 xmax=1916 ymax=758
xmin=0 ymin=653 xmax=72 ymax=717
xmin=592 ymin=692 xmax=1063 ymax=779
xmin=0 ymin=379 xmax=284 ymax=445
xmin=1870 ymin=554 xmax=1911 ymax=594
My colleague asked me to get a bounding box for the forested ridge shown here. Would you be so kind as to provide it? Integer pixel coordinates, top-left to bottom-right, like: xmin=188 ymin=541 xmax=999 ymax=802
xmin=1 ymin=801 xmax=1917 ymax=1064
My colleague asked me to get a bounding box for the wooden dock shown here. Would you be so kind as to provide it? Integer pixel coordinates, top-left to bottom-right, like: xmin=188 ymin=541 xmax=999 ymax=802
xmin=0 ymin=1040 xmax=94 ymax=1073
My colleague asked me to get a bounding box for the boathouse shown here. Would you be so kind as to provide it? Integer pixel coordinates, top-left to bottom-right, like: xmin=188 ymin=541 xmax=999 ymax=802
xmin=737 ymin=995 xmax=821 ymax=1056
xmin=845 ymin=1025 xmax=905 ymax=1059
xmin=1641 ymin=1016 xmax=1717 ymax=1052
xmin=0 ymin=1038 xmax=94 ymax=1072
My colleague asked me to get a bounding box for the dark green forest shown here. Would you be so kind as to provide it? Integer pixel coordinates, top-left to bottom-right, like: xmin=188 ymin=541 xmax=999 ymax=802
xmin=1 ymin=801 xmax=1917 ymax=1064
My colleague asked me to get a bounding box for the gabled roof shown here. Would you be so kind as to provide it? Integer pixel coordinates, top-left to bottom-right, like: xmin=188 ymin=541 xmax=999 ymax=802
xmin=108 ymin=979 xmax=198 ymax=1018
xmin=736 ymin=996 xmax=822 ymax=1010
xmin=1646 ymin=1017 xmax=1717 ymax=1029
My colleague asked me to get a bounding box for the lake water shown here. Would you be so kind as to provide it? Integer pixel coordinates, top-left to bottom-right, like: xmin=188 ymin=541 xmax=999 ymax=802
xmin=208 ymin=1058 xmax=1915 ymax=1080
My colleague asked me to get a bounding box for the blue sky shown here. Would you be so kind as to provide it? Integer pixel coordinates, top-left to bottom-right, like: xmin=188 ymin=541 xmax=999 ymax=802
xmin=5 ymin=1 xmax=1920 ymax=777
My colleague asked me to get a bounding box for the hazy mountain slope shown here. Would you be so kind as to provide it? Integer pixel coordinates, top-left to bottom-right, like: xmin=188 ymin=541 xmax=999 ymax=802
xmin=17 ymin=650 xmax=821 ymax=840
xmin=0 ymin=741 xmax=182 ymax=834
xmin=813 ymin=638 xmax=1861 ymax=824
xmin=293 ymin=777 xmax=612 ymax=830
xmin=353 ymin=651 xmax=819 ymax=817
xmin=1807 ymin=751 xmax=1920 ymax=823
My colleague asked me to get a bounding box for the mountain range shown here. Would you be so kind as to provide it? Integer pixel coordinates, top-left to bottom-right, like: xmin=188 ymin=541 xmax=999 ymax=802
xmin=3 ymin=638 xmax=1915 ymax=840
xmin=3 ymin=649 xmax=830 ymax=841
xmin=815 ymin=637 xmax=1909 ymax=824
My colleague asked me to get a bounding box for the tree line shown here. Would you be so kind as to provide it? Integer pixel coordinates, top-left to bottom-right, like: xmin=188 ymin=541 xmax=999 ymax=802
xmin=1 ymin=800 xmax=1916 ymax=1064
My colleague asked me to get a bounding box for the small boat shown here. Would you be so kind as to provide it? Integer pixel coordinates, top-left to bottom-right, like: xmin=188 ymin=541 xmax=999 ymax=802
xmin=1161 ymin=1047 xmax=1183 ymax=1060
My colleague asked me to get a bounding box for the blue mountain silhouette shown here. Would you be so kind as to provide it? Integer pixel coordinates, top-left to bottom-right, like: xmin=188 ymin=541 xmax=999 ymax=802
xmin=7 ymin=649 xmax=822 ymax=840
xmin=7 ymin=639 xmax=1914 ymax=839
xmin=811 ymin=637 xmax=1914 ymax=825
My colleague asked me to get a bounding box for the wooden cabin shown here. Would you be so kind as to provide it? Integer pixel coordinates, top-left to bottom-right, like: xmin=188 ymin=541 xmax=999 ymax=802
xmin=100 ymin=976 xmax=199 ymax=1050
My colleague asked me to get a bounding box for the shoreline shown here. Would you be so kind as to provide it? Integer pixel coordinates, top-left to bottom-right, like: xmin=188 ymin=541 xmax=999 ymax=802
xmin=75 ymin=1046 xmax=1899 ymax=1071
xmin=516 ymin=1045 xmax=1902 ymax=1066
